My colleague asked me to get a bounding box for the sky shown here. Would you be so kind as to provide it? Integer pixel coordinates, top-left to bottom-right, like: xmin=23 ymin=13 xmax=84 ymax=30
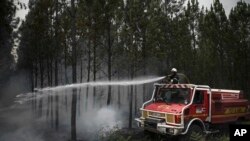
xmin=16 ymin=0 xmax=29 ymax=20
xmin=199 ymin=0 xmax=250 ymax=15
xmin=16 ymin=0 xmax=250 ymax=20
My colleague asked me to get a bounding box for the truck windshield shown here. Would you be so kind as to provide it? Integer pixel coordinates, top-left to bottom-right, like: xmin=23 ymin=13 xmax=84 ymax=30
xmin=156 ymin=88 xmax=190 ymax=104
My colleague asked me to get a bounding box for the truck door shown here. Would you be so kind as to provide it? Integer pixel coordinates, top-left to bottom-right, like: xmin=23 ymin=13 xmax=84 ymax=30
xmin=190 ymin=89 xmax=210 ymax=121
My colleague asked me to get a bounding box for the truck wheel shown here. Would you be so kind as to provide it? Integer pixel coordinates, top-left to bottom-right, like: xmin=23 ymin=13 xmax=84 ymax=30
xmin=143 ymin=130 xmax=154 ymax=137
xmin=180 ymin=125 xmax=205 ymax=141
xmin=144 ymin=130 xmax=160 ymax=140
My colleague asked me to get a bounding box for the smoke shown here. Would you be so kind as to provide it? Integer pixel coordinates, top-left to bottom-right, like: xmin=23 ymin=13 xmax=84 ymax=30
xmin=0 ymin=70 xmax=30 ymax=107
xmin=0 ymin=75 xmax=160 ymax=141
xmin=0 ymin=126 xmax=44 ymax=141
xmin=77 ymin=107 xmax=123 ymax=140
xmin=0 ymin=102 xmax=123 ymax=141
xmin=0 ymin=105 xmax=46 ymax=141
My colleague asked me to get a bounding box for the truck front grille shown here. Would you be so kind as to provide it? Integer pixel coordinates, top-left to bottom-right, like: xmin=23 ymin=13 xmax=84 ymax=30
xmin=144 ymin=117 xmax=165 ymax=129
xmin=144 ymin=120 xmax=157 ymax=129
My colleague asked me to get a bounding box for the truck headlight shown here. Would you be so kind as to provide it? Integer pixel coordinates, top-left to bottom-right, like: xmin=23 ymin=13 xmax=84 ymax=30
xmin=142 ymin=110 xmax=148 ymax=118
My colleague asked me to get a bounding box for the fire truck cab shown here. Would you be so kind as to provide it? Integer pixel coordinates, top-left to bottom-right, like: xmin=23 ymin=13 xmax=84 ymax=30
xmin=135 ymin=83 xmax=250 ymax=139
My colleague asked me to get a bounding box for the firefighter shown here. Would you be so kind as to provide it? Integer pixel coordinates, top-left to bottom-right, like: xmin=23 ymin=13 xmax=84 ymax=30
xmin=169 ymin=68 xmax=179 ymax=84
xmin=161 ymin=68 xmax=179 ymax=84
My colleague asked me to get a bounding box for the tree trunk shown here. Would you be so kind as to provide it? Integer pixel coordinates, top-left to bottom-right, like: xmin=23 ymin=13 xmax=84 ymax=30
xmin=85 ymin=39 xmax=91 ymax=111
xmin=31 ymin=63 xmax=35 ymax=118
xmin=93 ymin=26 xmax=96 ymax=107
xmin=78 ymin=55 xmax=83 ymax=116
xmin=64 ymin=41 xmax=68 ymax=84
xmin=128 ymin=62 xmax=134 ymax=128
xmin=50 ymin=93 xmax=54 ymax=128
xmin=35 ymin=61 xmax=38 ymax=88
xmin=107 ymin=19 xmax=112 ymax=106
xmin=65 ymin=91 xmax=68 ymax=112
xmin=117 ymin=73 xmax=121 ymax=109
xmin=71 ymin=0 xmax=77 ymax=140
xmin=38 ymin=98 xmax=43 ymax=117
xmin=134 ymin=85 xmax=137 ymax=115
xmin=46 ymin=56 xmax=51 ymax=122
xmin=129 ymin=84 xmax=133 ymax=129
xmin=47 ymin=58 xmax=51 ymax=87
xmin=55 ymin=0 xmax=59 ymax=131
xmin=46 ymin=92 xmax=50 ymax=121
xmin=39 ymin=59 xmax=44 ymax=88
xmin=71 ymin=89 xmax=77 ymax=140
xmin=80 ymin=56 xmax=83 ymax=83
xmin=55 ymin=92 xmax=59 ymax=130
xmin=39 ymin=58 xmax=44 ymax=117
xmin=142 ymin=29 xmax=146 ymax=102
xmin=50 ymin=59 xmax=54 ymax=128
xmin=55 ymin=61 xmax=58 ymax=86
xmin=34 ymin=61 xmax=38 ymax=116
xmin=50 ymin=58 xmax=53 ymax=86
xmin=55 ymin=58 xmax=59 ymax=130
xmin=78 ymin=89 xmax=81 ymax=116
xmin=30 ymin=63 xmax=34 ymax=90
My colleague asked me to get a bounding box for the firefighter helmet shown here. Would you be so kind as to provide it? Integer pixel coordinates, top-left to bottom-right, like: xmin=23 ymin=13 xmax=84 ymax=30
xmin=171 ymin=68 xmax=177 ymax=72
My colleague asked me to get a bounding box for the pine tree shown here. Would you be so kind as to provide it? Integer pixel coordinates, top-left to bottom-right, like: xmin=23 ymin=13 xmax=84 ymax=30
xmin=229 ymin=1 xmax=250 ymax=95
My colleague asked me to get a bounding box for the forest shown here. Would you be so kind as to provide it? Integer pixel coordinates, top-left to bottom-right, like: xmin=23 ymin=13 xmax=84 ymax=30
xmin=0 ymin=0 xmax=250 ymax=141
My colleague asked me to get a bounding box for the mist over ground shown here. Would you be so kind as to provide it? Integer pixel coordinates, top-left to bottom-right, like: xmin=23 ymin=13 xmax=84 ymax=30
xmin=0 ymin=73 xmax=158 ymax=141
xmin=0 ymin=104 xmax=122 ymax=141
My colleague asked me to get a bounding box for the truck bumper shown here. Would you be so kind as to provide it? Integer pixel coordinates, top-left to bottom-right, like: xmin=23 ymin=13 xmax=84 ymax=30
xmin=135 ymin=118 xmax=184 ymax=135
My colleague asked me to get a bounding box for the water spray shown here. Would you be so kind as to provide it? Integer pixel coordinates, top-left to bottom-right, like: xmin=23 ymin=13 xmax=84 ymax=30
xmin=34 ymin=76 xmax=166 ymax=92
xmin=15 ymin=76 xmax=166 ymax=103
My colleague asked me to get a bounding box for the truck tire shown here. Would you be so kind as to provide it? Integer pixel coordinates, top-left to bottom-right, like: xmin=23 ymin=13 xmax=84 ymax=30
xmin=143 ymin=130 xmax=159 ymax=140
xmin=180 ymin=124 xmax=205 ymax=141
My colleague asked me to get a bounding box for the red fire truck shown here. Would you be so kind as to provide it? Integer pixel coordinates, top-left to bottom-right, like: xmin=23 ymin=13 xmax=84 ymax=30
xmin=135 ymin=83 xmax=250 ymax=140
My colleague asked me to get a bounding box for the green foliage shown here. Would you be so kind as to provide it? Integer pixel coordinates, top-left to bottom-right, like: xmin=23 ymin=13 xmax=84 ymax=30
xmin=17 ymin=0 xmax=250 ymax=102
xmin=98 ymin=125 xmax=131 ymax=141
xmin=207 ymin=134 xmax=229 ymax=141
xmin=228 ymin=1 xmax=250 ymax=96
xmin=0 ymin=0 xmax=16 ymax=81
xmin=103 ymin=132 xmax=131 ymax=141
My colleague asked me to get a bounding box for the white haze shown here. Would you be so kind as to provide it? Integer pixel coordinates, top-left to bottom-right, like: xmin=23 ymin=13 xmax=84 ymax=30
xmin=78 ymin=107 xmax=123 ymax=140
xmin=0 ymin=76 xmax=163 ymax=140
xmin=0 ymin=104 xmax=123 ymax=141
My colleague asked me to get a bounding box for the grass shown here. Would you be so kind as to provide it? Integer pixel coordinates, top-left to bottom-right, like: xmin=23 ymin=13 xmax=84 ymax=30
xmin=101 ymin=128 xmax=231 ymax=141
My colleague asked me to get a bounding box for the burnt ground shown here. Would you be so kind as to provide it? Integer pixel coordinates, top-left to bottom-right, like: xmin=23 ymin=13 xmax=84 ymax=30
xmin=0 ymin=105 xmax=230 ymax=141
xmin=104 ymin=127 xmax=230 ymax=141
xmin=103 ymin=128 xmax=178 ymax=141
